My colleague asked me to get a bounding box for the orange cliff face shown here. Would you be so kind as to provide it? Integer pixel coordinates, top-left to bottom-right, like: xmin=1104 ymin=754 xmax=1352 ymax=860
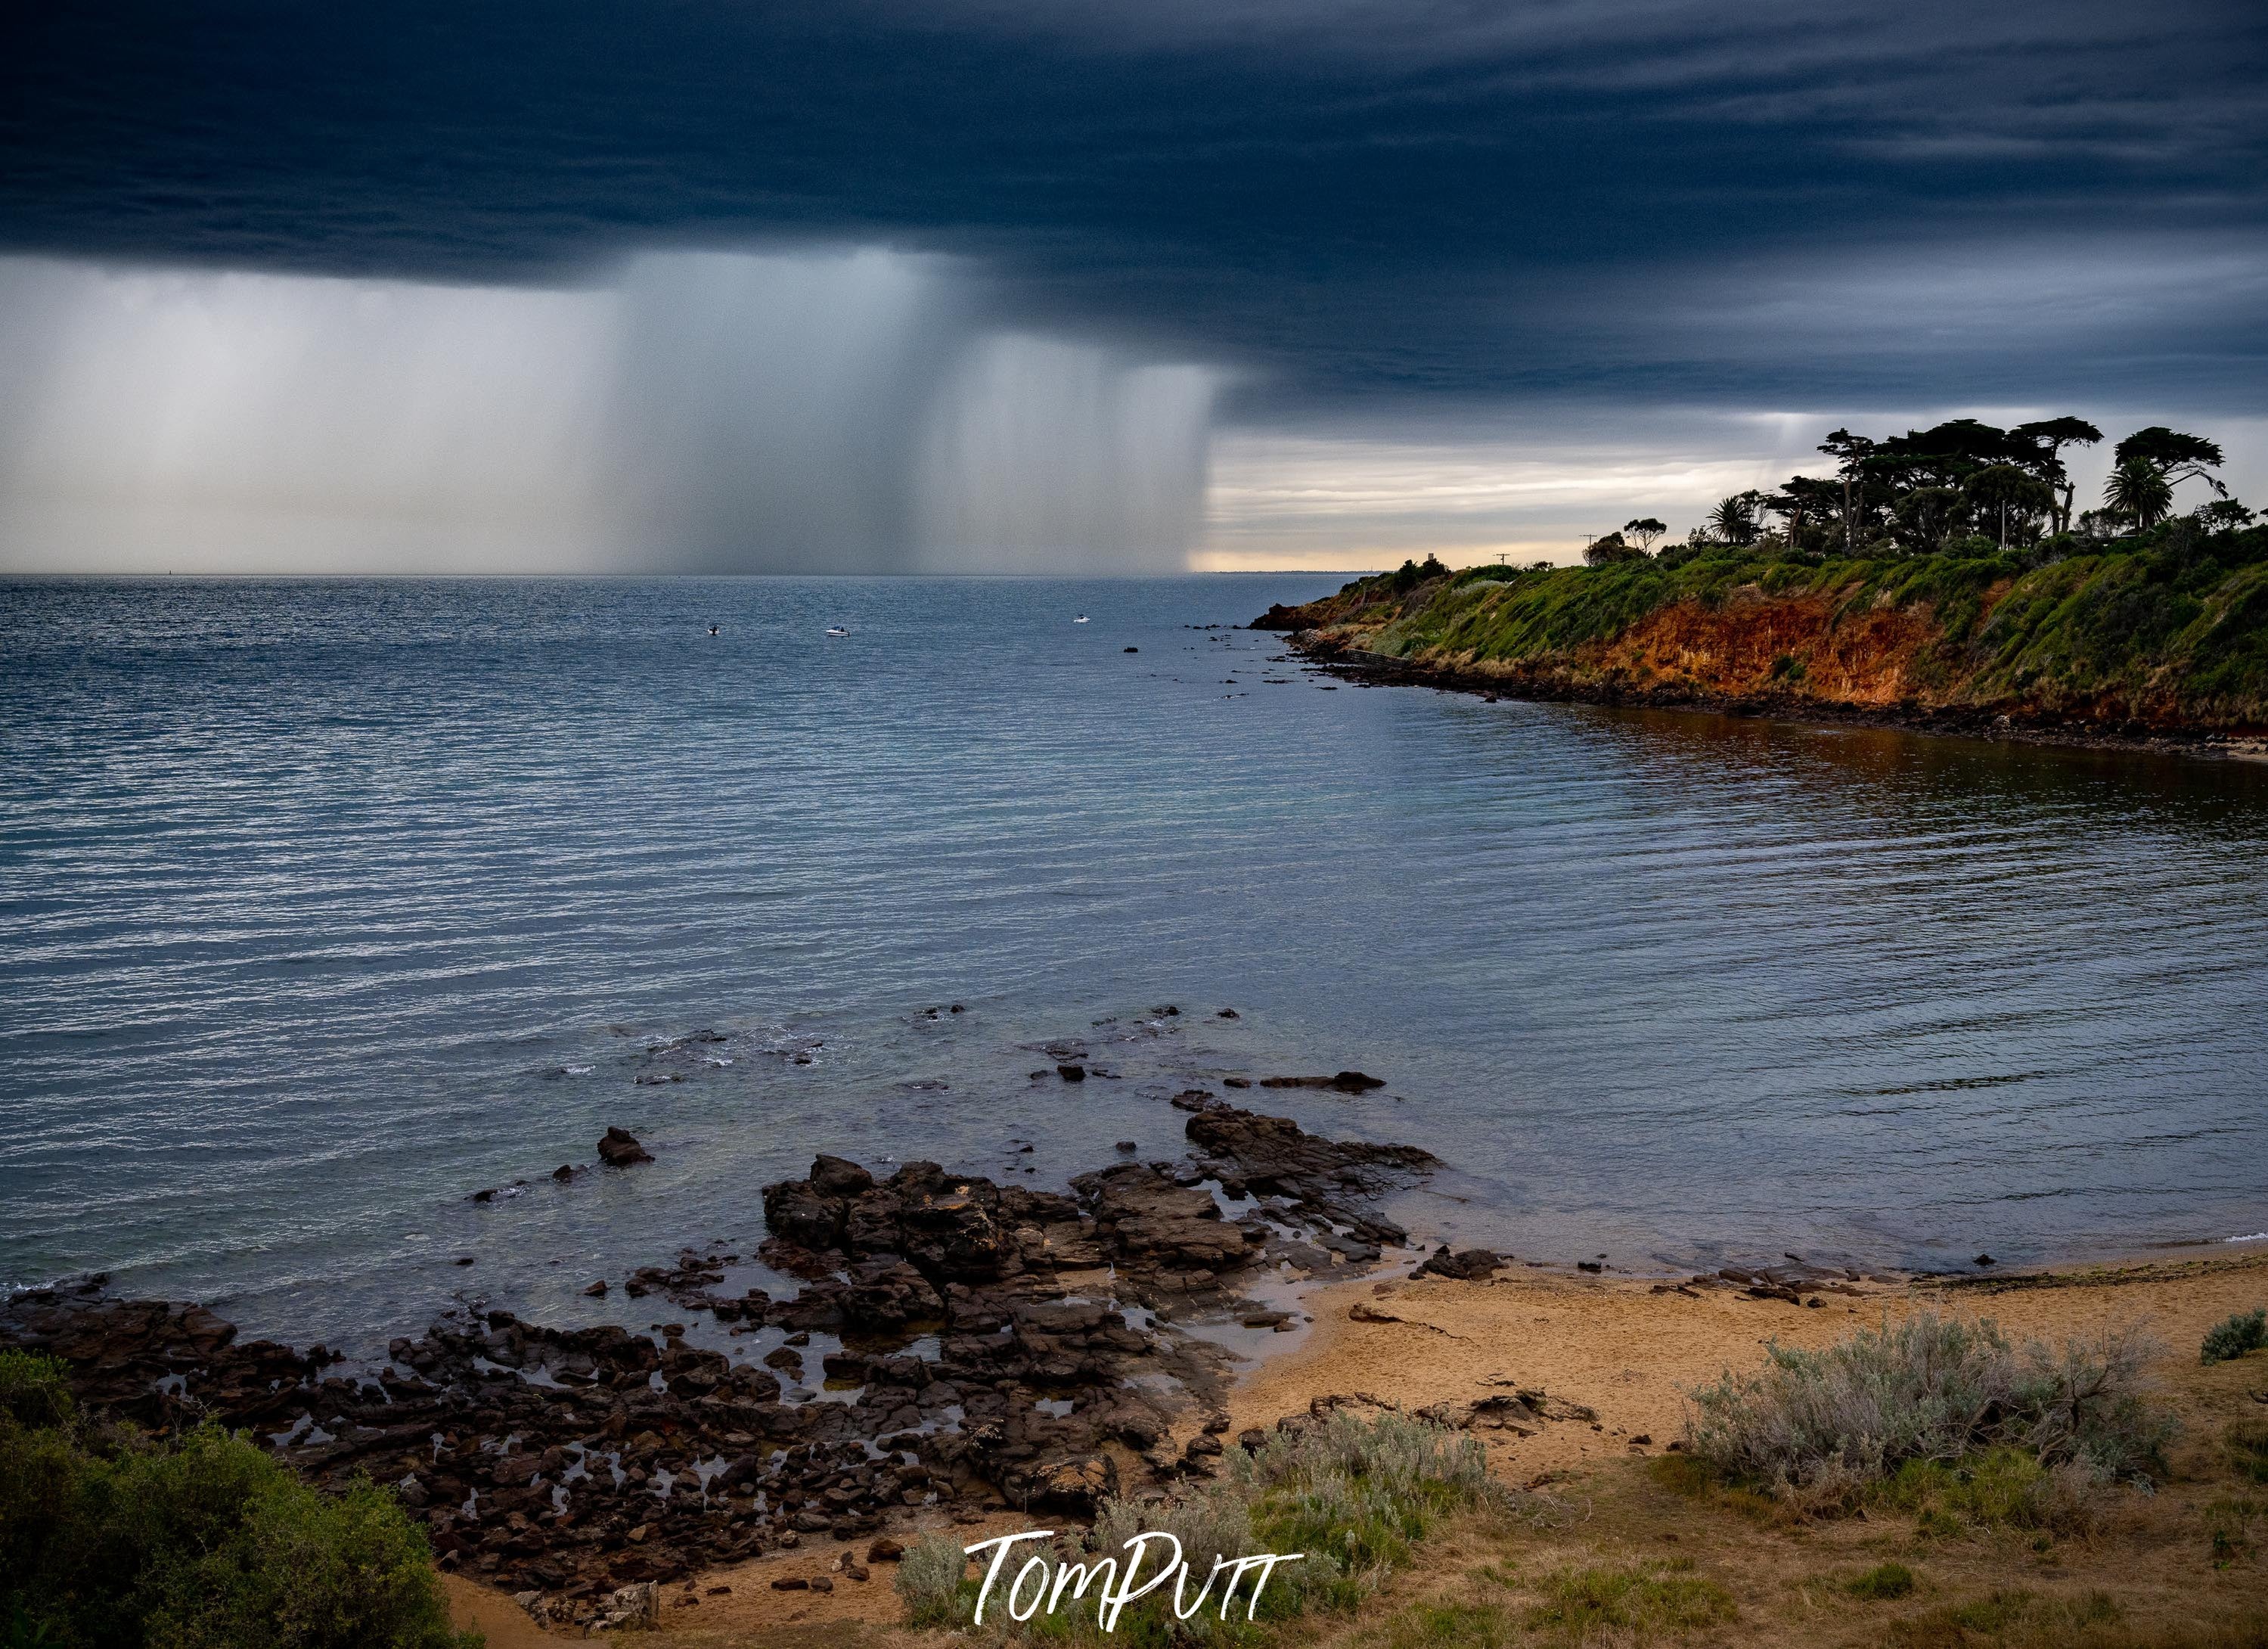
xmin=1556 ymin=586 xmax=1957 ymax=709
xmin=1264 ymin=562 xmax=2268 ymax=741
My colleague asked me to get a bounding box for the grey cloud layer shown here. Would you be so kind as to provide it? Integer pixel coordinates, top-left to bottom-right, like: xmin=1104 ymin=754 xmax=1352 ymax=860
xmin=3 ymin=0 xmax=2260 ymax=416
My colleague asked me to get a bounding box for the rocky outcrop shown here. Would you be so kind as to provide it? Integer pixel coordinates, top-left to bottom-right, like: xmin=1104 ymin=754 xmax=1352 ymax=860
xmin=7 ymin=1107 xmax=1439 ymax=1626
xmin=757 ymin=1159 xmax=1091 ymax=1286
xmin=1413 ymin=1245 xmax=1503 ymax=1281
xmin=1184 ymin=1104 xmax=1438 ymax=1247
xmin=1071 ymin=1163 xmax=1258 ymax=1273
xmin=1258 ymin=1070 xmax=1387 ymax=1092
xmin=597 ymin=1127 xmax=653 ymax=1166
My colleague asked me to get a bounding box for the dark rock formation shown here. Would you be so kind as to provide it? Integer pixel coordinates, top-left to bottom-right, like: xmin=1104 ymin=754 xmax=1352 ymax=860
xmin=1258 ymin=1070 xmax=1386 ymax=1092
xmin=597 ymin=1127 xmax=653 ymax=1166
xmin=1184 ymin=1104 xmax=1437 ymax=1244
xmin=6 ymin=1107 xmax=1441 ymax=1624
xmin=1414 ymin=1246 xmax=1503 ymax=1281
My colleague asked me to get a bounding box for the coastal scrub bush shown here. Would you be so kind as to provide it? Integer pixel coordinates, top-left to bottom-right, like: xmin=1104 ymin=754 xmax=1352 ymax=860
xmin=896 ymin=1534 xmax=979 ymax=1629
xmin=1878 ymin=1446 xmax=2095 ymax=1537
xmin=2231 ymin=1419 xmax=2268 ymax=1486
xmin=897 ymin=1410 xmax=1498 ymax=1644
xmin=2205 ymin=1495 xmax=2262 ymax=1566
xmin=0 ymin=1393 xmax=475 ymax=1649
xmin=1683 ymin=1311 xmax=2172 ymax=1512
xmin=1847 ymin=1561 xmax=1917 ymax=1600
xmin=0 ymin=1350 xmax=76 ymax=1431
xmin=2202 ymin=1310 xmax=2266 ymax=1365
xmin=1230 ymin=1407 xmax=1495 ymax=1613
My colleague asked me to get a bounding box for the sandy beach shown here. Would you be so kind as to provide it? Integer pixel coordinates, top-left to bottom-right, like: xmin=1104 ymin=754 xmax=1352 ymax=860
xmin=444 ymin=1244 xmax=2268 ymax=1642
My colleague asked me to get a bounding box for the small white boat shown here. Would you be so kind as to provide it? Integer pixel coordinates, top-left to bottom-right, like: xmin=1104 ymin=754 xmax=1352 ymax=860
xmin=825 ymin=626 xmax=849 ymax=637
xmin=1072 ymin=614 xmax=1091 ymax=623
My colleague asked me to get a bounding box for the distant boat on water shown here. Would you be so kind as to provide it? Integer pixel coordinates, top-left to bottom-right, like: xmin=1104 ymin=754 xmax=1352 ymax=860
xmin=825 ymin=626 xmax=849 ymax=636
xmin=1072 ymin=614 xmax=1091 ymax=623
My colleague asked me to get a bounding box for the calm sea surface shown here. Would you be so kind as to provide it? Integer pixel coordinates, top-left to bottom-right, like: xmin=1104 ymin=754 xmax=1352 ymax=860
xmin=5 ymin=576 xmax=2266 ymax=1349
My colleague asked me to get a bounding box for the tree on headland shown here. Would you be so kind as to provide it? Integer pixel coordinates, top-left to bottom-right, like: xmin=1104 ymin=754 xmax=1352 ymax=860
xmin=1764 ymin=477 xmax=1843 ymax=554
xmin=2011 ymin=417 xmax=2102 ymax=532
xmin=1705 ymin=492 xmax=1764 ymax=546
xmin=1892 ymin=486 xmax=1969 ymax=553
xmin=2104 ymin=458 xmax=2174 ymax=530
xmin=1558 ymin=415 xmax=2232 ymax=572
xmin=1584 ymin=531 xmax=1646 ymax=565
xmin=1818 ymin=429 xmax=1879 ymax=555
xmin=1964 ymin=464 xmax=2055 ymax=550
xmin=1385 ymin=553 xmax=1450 ymax=592
xmin=2113 ymin=427 xmax=2227 ymax=505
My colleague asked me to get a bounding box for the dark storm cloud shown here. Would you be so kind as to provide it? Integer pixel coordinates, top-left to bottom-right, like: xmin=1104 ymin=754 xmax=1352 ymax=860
xmin=1 ymin=0 xmax=2263 ymax=415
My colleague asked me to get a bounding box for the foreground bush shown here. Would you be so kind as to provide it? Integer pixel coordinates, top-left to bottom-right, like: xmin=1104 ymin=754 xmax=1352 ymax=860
xmin=895 ymin=1409 xmax=1497 ymax=1644
xmin=2202 ymin=1310 xmax=2266 ymax=1365
xmin=0 ymin=1352 xmax=475 ymax=1649
xmin=1684 ymin=1311 xmax=2171 ymax=1511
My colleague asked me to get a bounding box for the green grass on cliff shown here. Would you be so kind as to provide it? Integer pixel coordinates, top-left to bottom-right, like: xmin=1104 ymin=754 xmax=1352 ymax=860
xmin=1305 ymin=523 xmax=2268 ymax=727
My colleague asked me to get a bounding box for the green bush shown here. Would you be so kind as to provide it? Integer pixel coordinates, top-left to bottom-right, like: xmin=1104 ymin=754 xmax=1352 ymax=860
xmin=895 ymin=1535 xmax=978 ymax=1630
xmin=2231 ymin=1420 xmax=2268 ymax=1486
xmin=0 ymin=1380 xmax=475 ymax=1649
xmin=896 ymin=1410 xmax=1497 ymax=1644
xmin=2202 ymin=1310 xmax=2266 ymax=1365
xmin=1878 ymin=1446 xmax=2093 ymax=1536
xmin=0 ymin=1351 xmax=75 ymax=1430
xmin=1847 ymin=1561 xmax=1917 ymax=1600
xmin=1684 ymin=1311 xmax=2172 ymax=1511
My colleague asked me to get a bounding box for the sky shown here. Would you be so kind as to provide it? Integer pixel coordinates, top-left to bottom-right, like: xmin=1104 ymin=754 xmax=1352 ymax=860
xmin=1 ymin=0 xmax=2262 ymax=572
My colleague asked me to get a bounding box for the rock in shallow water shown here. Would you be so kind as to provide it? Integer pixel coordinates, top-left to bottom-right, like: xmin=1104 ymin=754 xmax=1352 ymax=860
xmin=597 ymin=1126 xmax=653 ymax=1166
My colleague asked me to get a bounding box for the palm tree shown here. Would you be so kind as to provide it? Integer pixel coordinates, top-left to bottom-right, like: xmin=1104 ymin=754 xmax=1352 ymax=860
xmin=1705 ymin=492 xmax=1760 ymax=545
xmin=2104 ymin=458 xmax=2173 ymax=531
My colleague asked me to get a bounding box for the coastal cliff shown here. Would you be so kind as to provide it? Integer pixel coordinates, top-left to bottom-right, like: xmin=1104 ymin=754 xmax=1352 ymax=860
xmin=1258 ymin=526 xmax=2268 ymax=740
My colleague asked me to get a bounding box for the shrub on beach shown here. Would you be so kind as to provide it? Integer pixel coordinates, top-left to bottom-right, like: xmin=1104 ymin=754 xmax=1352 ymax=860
xmin=2201 ymin=1309 xmax=2266 ymax=1365
xmin=0 ymin=1352 xmax=476 ymax=1649
xmin=1683 ymin=1311 xmax=2172 ymax=1514
xmin=895 ymin=1409 xmax=1498 ymax=1644
xmin=897 ymin=1533 xmax=981 ymax=1631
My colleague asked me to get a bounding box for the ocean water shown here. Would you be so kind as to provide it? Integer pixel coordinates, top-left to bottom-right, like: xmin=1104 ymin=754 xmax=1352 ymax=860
xmin=5 ymin=575 xmax=2266 ymax=1350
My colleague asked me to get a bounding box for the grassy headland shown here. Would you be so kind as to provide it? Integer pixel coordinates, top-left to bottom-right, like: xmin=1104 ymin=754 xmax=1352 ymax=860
xmin=1258 ymin=523 xmax=2268 ymax=739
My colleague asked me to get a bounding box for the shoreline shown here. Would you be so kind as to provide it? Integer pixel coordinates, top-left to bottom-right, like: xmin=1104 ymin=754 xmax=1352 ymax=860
xmin=1294 ymin=639 xmax=2268 ymax=763
xmin=0 ymin=1095 xmax=1446 ymax=1630
xmin=1229 ymin=1243 xmax=2268 ymax=1485
xmin=476 ymin=1241 xmax=2268 ymax=1639
xmin=12 ymin=1074 xmax=2266 ymax=1640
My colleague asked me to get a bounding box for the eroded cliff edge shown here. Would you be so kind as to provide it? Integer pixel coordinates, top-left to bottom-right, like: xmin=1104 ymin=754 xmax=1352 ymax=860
xmin=1258 ymin=534 xmax=2268 ymax=744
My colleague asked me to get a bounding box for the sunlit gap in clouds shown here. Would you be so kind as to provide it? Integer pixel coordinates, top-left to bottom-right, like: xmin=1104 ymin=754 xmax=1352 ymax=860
xmin=1198 ymin=408 xmax=2268 ymax=574
xmin=0 ymin=248 xmax=1222 ymax=575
